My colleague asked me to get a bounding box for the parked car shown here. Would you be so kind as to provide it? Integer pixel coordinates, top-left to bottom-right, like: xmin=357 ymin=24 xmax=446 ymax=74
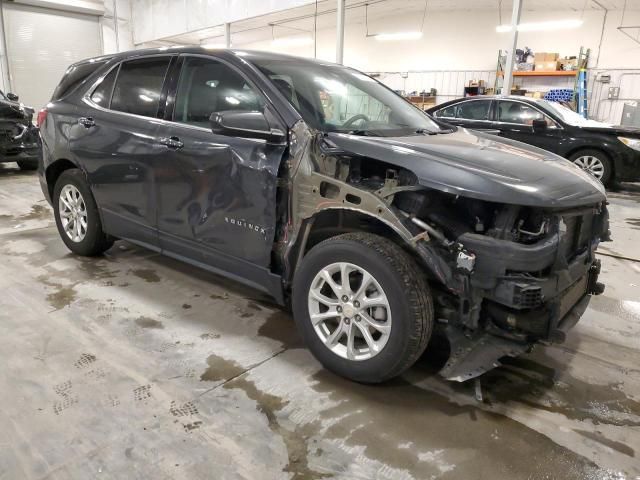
xmin=0 ymin=90 xmax=40 ymax=170
xmin=39 ymin=48 xmax=609 ymax=383
xmin=426 ymin=95 xmax=640 ymax=186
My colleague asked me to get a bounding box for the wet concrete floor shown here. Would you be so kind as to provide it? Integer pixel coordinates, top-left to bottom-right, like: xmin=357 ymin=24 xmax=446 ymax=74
xmin=0 ymin=163 xmax=639 ymax=479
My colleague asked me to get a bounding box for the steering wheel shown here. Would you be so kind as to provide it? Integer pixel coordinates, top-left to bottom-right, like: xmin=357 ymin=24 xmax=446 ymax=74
xmin=342 ymin=113 xmax=370 ymax=129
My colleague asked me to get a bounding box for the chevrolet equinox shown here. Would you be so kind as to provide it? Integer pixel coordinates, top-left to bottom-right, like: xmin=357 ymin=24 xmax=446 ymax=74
xmin=39 ymin=48 xmax=609 ymax=383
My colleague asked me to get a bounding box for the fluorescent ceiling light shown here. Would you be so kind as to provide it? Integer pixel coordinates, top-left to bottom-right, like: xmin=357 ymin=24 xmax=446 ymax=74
xmin=374 ymin=31 xmax=423 ymax=41
xmin=271 ymin=36 xmax=313 ymax=47
xmin=496 ymin=19 xmax=583 ymax=33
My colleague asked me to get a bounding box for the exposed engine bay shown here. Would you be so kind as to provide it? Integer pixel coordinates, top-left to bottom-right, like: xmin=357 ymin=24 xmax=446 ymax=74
xmin=276 ymin=121 xmax=610 ymax=381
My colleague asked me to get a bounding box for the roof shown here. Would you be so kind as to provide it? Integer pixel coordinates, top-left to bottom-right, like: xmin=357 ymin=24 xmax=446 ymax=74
xmin=72 ymin=46 xmax=341 ymax=69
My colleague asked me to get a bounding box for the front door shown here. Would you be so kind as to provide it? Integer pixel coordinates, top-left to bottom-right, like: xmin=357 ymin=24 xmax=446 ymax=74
xmin=493 ymin=100 xmax=563 ymax=153
xmin=155 ymin=55 xmax=287 ymax=272
xmin=70 ymin=56 xmax=173 ymax=248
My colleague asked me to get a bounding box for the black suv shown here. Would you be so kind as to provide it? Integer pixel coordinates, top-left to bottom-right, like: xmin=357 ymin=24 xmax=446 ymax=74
xmin=39 ymin=48 xmax=609 ymax=383
xmin=427 ymin=95 xmax=640 ymax=186
xmin=0 ymin=90 xmax=40 ymax=170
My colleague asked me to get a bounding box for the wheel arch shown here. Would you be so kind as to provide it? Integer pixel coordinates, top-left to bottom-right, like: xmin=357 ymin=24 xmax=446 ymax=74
xmin=45 ymin=158 xmax=83 ymax=200
xmin=565 ymin=145 xmax=616 ymax=179
xmin=283 ymin=208 xmax=437 ymax=286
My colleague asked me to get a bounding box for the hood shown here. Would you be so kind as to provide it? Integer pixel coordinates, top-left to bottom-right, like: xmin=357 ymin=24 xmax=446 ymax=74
xmin=327 ymin=128 xmax=606 ymax=208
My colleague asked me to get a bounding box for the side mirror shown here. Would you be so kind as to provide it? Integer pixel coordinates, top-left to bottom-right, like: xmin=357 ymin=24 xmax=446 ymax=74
xmin=532 ymin=119 xmax=547 ymax=132
xmin=209 ymin=110 xmax=284 ymax=142
xmin=6 ymin=92 xmax=19 ymax=101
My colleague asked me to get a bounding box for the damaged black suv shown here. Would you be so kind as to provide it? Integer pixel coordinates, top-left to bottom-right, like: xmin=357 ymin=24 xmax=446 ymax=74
xmin=39 ymin=48 xmax=609 ymax=383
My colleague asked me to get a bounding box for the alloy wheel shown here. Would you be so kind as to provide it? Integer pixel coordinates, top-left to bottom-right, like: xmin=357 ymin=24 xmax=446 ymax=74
xmin=58 ymin=184 xmax=88 ymax=243
xmin=573 ymin=155 xmax=605 ymax=180
xmin=307 ymin=262 xmax=392 ymax=361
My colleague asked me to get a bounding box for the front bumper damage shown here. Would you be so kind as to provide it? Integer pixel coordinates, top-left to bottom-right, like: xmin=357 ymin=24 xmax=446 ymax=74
xmin=280 ymin=120 xmax=609 ymax=382
xmin=432 ymin=210 xmax=608 ymax=382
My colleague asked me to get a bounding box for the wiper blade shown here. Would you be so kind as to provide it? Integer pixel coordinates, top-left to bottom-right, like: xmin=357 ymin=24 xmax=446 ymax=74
xmin=347 ymin=129 xmax=377 ymax=136
xmin=415 ymin=128 xmax=454 ymax=135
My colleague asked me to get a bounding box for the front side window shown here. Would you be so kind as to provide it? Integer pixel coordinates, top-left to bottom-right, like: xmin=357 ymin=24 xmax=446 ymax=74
xmin=110 ymin=57 xmax=171 ymax=118
xmin=173 ymin=57 xmax=265 ymax=127
xmin=252 ymin=58 xmax=443 ymax=136
xmin=456 ymin=101 xmax=491 ymax=121
xmin=435 ymin=105 xmax=457 ymax=118
xmin=497 ymin=101 xmax=553 ymax=126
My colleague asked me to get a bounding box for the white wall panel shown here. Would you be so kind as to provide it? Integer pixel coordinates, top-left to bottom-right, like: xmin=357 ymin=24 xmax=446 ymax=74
xmin=132 ymin=0 xmax=315 ymax=44
xmin=2 ymin=2 xmax=101 ymax=110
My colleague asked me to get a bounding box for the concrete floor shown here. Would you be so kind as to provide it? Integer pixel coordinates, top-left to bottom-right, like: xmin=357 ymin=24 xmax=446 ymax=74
xmin=0 ymin=162 xmax=639 ymax=480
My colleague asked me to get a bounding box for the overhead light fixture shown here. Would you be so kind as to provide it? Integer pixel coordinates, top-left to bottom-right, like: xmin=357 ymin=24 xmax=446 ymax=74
xmin=271 ymin=36 xmax=313 ymax=47
xmin=374 ymin=31 xmax=423 ymax=41
xmin=496 ymin=19 xmax=583 ymax=33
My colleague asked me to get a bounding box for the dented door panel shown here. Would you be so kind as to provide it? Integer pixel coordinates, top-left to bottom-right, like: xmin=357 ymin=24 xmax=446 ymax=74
xmin=155 ymin=123 xmax=285 ymax=267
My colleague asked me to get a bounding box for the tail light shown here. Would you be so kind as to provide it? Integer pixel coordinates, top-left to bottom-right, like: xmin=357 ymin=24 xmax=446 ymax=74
xmin=37 ymin=108 xmax=48 ymax=127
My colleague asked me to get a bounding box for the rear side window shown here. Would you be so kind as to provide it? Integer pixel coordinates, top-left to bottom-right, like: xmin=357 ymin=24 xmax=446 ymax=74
xmin=52 ymin=60 xmax=108 ymax=101
xmin=111 ymin=57 xmax=171 ymax=118
xmin=457 ymin=101 xmax=491 ymax=121
xmin=90 ymin=67 xmax=118 ymax=107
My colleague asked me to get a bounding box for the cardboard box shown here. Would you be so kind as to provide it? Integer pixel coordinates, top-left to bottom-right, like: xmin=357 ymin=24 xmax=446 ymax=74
xmin=535 ymin=60 xmax=560 ymax=71
xmin=535 ymin=52 xmax=560 ymax=62
xmin=467 ymin=79 xmax=486 ymax=87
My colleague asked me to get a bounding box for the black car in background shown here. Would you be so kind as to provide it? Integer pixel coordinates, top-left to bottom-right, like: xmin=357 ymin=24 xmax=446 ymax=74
xmin=38 ymin=48 xmax=608 ymax=384
xmin=0 ymin=90 xmax=40 ymax=170
xmin=427 ymin=95 xmax=640 ymax=186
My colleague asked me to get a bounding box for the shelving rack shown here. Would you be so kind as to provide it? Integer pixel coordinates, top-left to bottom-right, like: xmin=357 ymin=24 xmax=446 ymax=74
xmin=494 ymin=46 xmax=590 ymax=116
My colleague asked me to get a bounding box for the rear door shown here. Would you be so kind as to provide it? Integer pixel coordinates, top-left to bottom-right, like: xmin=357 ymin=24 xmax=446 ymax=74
xmin=155 ymin=54 xmax=287 ymax=271
xmin=69 ymin=55 xmax=173 ymax=249
xmin=494 ymin=99 xmax=563 ymax=153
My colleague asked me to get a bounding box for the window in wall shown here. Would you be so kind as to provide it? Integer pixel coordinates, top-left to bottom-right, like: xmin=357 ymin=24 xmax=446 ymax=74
xmin=110 ymin=57 xmax=171 ymax=118
xmin=173 ymin=57 xmax=264 ymax=127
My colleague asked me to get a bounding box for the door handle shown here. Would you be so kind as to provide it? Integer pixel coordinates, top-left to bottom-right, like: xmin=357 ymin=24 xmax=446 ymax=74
xmin=78 ymin=117 xmax=95 ymax=128
xmin=159 ymin=136 xmax=184 ymax=149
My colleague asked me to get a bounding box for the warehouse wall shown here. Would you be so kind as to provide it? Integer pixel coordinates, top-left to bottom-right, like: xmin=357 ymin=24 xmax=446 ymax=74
xmin=241 ymin=7 xmax=640 ymax=124
xmin=244 ymin=8 xmax=640 ymax=71
xmin=130 ymin=0 xmax=315 ymax=45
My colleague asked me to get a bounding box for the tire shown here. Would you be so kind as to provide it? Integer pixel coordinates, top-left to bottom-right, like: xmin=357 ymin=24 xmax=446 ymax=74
xmin=17 ymin=159 xmax=38 ymax=171
xmin=569 ymin=149 xmax=612 ymax=186
xmin=53 ymin=169 xmax=113 ymax=256
xmin=292 ymin=233 xmax=433 ymax=383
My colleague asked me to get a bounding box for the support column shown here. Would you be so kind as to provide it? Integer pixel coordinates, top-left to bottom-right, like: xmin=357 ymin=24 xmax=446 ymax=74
xmin=224 ymin=22 xmax=231 ymax=48
xmin=336 ymin=0 xmax=345 ymax=64
xmin=502 ymin=0 xmax=522 ymax=95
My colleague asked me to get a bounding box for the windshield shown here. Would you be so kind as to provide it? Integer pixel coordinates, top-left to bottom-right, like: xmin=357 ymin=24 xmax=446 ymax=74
xmin=251 ymin=58 xmax=442 ymax=136
xmin=542 ymin=100 xmax=612 ymax=127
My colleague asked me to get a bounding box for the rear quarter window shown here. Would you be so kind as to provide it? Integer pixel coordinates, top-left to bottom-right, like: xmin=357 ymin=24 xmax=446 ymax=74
xmin=52 ymin=60 xmax=109 ymax=101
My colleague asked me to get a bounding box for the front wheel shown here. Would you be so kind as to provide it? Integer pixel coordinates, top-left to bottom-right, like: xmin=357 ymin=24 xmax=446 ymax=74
xmin=292 ymin=233 xmax=433 ymax=383
xmin=569 ymin=149 xmax=612 ymax=186
xmin=53 ymin=169 xmax=113 ymax=256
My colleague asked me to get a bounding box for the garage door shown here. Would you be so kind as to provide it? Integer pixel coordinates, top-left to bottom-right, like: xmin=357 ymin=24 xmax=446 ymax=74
xmin=2 ymin=3 xmax=101 ymax=111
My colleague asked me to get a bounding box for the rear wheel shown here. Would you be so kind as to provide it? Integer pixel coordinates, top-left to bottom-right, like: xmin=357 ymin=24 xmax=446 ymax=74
xmin=17 ymin=159 xmax=38 ymax=171
xmin=569 ymin=149 xmax=612 ymax=186
xmin=53 ymin=169 xmax=113 ymax=256
xmin=292 ymin=233 xmax=433 ymax=383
